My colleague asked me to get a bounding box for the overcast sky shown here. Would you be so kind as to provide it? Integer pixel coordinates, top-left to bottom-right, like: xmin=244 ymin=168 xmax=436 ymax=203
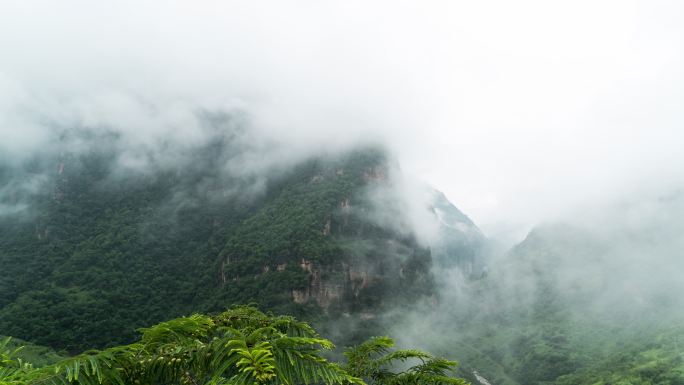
xmin=1 ymin=0 xmax=683 ymax=240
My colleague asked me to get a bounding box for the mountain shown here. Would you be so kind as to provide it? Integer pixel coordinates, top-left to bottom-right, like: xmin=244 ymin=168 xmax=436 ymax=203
xmin=430 ymin=189 xmax=485 ymax=271
xmin=0 ymin=142 xmax=484 ymax=353
xmin=7 ymin=133 xmax=680 ymax=385
xmin=413 ymin=219 xmax=684 ymax=385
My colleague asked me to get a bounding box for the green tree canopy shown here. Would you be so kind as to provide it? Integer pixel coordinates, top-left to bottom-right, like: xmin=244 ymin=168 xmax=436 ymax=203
xmin=344 ymin=336 xmax=468 ymax=385
xmin=1 ymin=307 xmax=468 ymax=385
xmin=3 ymin=307 xmax=358 ymax=385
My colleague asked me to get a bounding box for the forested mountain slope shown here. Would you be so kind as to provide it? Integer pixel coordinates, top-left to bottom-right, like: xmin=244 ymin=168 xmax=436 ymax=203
xmin=407 ymin=218 xmax=684 ymax=385
xmin=0 ymin=140 xmax=483 ymax=353
xmin=5 ymin=131 xmax=680 ymax=385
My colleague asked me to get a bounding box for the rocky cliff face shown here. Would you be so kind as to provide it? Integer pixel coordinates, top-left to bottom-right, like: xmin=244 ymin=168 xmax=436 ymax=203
xmin=429 ymin=189 xmax=486 ymax=273
xmin=218 ymin=155 xmax=486 ymax=314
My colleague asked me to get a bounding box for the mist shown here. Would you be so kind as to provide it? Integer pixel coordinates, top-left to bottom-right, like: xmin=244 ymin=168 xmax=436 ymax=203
xmin=382 ymin=189 xmax=684 ymax=383
xmin=1 ymin=3 xmax=684 ymax=383
xmin=2 ymin=0 xmax=684 ymax=240
xmin=1 ymin=0 xmax=681 ymax=310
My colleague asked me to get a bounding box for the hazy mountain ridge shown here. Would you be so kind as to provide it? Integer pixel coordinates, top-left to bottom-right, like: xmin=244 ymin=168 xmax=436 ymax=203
xmin=0 ymin=143 xmax=483 ymax=352
xmin=2 ymin=135 xmax=682 ymax=384
xmin=411 ymin=212 xmax=684 ymax=385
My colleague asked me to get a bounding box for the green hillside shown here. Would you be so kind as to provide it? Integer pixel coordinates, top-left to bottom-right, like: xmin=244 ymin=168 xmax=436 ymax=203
xmin=3 ymin=140 xmax=682 ymax=385
xmin=0 ymin=145 xmax=475 ymax=353
xmin=414 ymin=223 xmax=684 ymax=385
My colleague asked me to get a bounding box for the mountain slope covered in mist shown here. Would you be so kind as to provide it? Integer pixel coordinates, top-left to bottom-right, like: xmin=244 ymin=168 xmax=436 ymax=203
xmin=0 ymin=142 xmax=483 ymax=353
xmin=407 ymin=216 xmax=684 ymax=385
xmin=3 ymin=131 xmax=682 ymax=385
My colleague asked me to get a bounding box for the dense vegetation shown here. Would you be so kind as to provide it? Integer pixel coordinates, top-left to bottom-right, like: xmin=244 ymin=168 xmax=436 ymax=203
xmin=2 ymin=141 xmax=682 ymax=385
xmin=414 ymin=225 xmax=684 ymax=385
xmin=0 ymin=146 xmax=436 ymax=352
xmin=0 ymin=307 xmax=467 ymax=385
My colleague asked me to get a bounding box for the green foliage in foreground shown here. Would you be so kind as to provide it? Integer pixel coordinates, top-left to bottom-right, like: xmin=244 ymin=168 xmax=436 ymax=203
xmin=344 ymin=336 xmax=468 ymax=385
xmin=1 ymin=337 xmax=35 ymax=385
xmin=0 ymin=307 xmax=466 ymax=385
xmin=0 ymin=337 xmax=64 ymax=368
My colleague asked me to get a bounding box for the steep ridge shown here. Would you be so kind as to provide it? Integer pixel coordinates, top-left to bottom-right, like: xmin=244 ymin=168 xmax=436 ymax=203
xmin=0 ymin=144 xmax=484 ymax=353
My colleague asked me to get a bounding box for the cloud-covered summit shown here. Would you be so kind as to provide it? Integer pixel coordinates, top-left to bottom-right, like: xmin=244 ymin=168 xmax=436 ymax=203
xmin=1 ymin=0 xmax=683 ymax=238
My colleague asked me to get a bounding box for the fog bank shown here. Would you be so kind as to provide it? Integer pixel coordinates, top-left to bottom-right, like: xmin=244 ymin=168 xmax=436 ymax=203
xmin=2 ymin=1 xmax=684 ymax=237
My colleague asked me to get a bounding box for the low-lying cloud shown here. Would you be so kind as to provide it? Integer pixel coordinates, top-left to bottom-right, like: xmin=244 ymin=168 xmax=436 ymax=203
xmin=1 ymin=0 xmax=683 ymax=239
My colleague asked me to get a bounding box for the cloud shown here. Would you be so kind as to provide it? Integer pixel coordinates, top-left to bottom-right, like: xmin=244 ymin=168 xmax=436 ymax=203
xmin=0 ymin=0 xmax=683 ymax=236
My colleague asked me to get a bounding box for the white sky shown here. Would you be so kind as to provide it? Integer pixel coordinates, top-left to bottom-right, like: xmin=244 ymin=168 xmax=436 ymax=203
xmin=1 ymin=0 xmax=683 ymax=240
